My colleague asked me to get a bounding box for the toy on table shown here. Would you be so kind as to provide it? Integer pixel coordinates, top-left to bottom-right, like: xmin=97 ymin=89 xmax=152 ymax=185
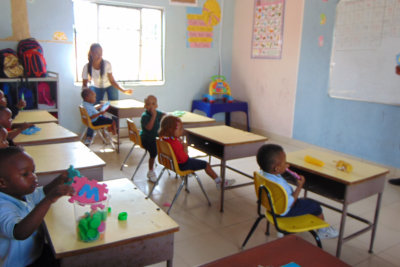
xmin=202 ymin=75 xmax=234 ymax=103
xmin=65 ymin=165 xmax=81 ymax=185
xmin=172 ymin=110 xmax=186 ymax=117
xmin=100 ymin=101 xmax=110 ymax=112
xmin=304 ymin=155 xmax=325 ymax=167
xmin=335 ymin=160 xmax=353 ymax=173
xmin=21 ymin=125 xmax=41 ymax=135
xmin=68 ymin=176 xmax=109 ymax=242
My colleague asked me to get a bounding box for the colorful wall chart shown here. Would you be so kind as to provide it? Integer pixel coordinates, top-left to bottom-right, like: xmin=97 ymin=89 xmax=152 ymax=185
xmin=251 ymin=0 xmax=286 ymax=59
xmin=186 ymin=0 xmax=221 ymax=48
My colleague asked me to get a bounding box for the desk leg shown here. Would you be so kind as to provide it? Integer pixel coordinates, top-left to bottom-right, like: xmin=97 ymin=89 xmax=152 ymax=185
xmin=220 ymin=160 xmax=226 ymax=212
xmin=336 ymin=202 xmax=348 ymax=258
xmin=113 ymin=115 xmax=120 ymax=153
xmin=369 ymin=192 xmax=383 ymax=253
xmin=225 ymin=112 xmax=231 ymax=126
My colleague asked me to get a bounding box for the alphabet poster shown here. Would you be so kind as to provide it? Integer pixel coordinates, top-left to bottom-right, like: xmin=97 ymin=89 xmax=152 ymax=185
xmin=251 ymin=0 xmax=286 ymax=59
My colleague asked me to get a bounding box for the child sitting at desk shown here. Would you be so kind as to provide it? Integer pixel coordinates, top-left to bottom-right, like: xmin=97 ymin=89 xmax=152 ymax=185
xmin=159 ymin=115 xmax=235 ymax=189
xmin=0 ymin=106 xmax=31 ymax=146
xmin=0 ymin=146 xmax=74 ymax=266
xmin=256 ymin=144 xmax=339 ymax=239
xmin=140 ymin=95 xmax=165 ymax=182
xmin=81 ymin=88 xmax=116 ymax=144
xmin=0 ymin=90 xmax=26 ymax=119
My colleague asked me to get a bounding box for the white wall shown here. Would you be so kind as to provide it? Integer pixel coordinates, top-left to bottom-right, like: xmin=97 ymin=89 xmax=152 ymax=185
xmin=230 ymin=0 xmax=304 ymax=137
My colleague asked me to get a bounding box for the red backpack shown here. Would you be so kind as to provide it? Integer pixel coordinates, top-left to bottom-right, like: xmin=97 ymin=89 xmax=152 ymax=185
xmin=37 ymin=82 xmax=55 ymax=106
xmin=17 ymin=38 xmax=47 ymax=77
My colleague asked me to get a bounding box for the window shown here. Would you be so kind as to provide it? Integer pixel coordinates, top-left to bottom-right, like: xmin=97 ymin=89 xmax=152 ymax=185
xmin=73 ymin=1 xmax=164 ymax=84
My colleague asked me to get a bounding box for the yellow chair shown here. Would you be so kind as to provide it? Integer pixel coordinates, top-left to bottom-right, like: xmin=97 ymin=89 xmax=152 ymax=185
xmin=241 ymin=172 xmax=329 ymax=248
xmin=79 ymin=105 xmax=115 ymax=150
xmin=120 ymin=119 xmax=147 ymax=181
xmin=148 ymin=138 xmax=211 ymax=214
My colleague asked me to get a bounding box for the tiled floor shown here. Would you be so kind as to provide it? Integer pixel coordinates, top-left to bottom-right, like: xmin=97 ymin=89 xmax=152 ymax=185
xmin=89 ymin=132 xmax=400 ymax=267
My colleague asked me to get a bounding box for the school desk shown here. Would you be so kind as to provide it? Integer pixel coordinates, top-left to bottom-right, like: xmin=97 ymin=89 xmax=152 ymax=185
xmin=191 ymin=99 xmax=250 ymax=131
xmin=106 ymin=99 xmax=145 ymax=152
xmin=200 ymin=235 xmax=350 ymax=267
xmin=174 ymin=111 xmax=216 ymax=128
xmin=13 ymin=110 xmax=58 ymax=124
xmin=44 ymin=178 xmax=179 ymax=267
xmin=185 ymin=125 xmax=267 ymax=212
xmin=13 ymin=122 xmax=78 ymax=146
xmin=286 ymin=148 xmax=389 ymax=258
xmin=24 ymin=141 xmax=105 ymax=186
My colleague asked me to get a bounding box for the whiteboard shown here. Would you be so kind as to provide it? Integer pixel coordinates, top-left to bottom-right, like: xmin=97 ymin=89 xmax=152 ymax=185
xmin=329 ymin=0 xmax=400 ymax=106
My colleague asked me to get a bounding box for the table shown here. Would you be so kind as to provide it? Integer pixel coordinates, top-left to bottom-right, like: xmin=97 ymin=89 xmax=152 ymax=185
xmin=13 ymin=110 xmax=58 ymax=124
xmin=106 ymin=99 xmax=145 ymax=152
xmin=25 ymin=141 xmax=105 ymax=186
xmin=286 ymin=148 xmax=389 ymax=258
xmin=200 ymin=235 xmax=350 ymax=267
xmin=177 ymin=111 xmax=216 ymax=128
xmin=185 ymin=125 xmax=267 ymax=212
xmin=13 ymin=122 xmax=78 ymax=146
xmin=191 ymin=99 xmax=250 ymax=131
xmin=44 ymin=178 xmax=179 ymax=267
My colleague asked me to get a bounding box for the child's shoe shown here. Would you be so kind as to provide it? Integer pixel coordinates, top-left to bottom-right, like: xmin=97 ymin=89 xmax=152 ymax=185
xmin=147 ymin=170 xmax=158 ymax=183
xmin=216 ymin=179 xmax=236 ymax=190
xmin=84 ymin=137 xmax=92 ymax=146
xmin=317 ymin=226 xmax=339 ymax=239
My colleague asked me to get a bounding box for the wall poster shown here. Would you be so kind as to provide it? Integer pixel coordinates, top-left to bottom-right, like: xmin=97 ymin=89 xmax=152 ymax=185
xmin=251 ymin=0 xmax=286 ymax=59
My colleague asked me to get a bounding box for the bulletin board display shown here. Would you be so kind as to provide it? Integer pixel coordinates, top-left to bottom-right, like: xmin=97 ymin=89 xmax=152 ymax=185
xmin=329 ymin=0 xmax=400 ymax=106
xmin=251 ymin=0 xmax=286 ymax=59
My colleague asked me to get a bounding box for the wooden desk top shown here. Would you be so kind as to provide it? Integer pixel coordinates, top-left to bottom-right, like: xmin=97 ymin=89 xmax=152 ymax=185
xmin=185 ymin=125 xmax=267 ymax=146
xmin=14 ymin=123 xmax=78 ymax=146
xmin=44 ymin=178 xmax=179 ymax=258
xmin=108 ymin=99 xmax=144 ymax=109
xmin=200 ymin=235 xmax=350 ymax=267
xmin=287 ymin=148 xmax=389 ymax=184
xmin=13 ymin=110 xmax=58 ymax=124
xmin=24 ymin=141 xmax=105 ymax=175
xmin=177 ymin=111 xmax=216 ymax=125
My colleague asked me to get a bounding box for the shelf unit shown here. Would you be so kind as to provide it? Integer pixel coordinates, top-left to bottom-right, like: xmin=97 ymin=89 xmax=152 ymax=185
xmin=0 ymin=71 xmax=59 ymax=116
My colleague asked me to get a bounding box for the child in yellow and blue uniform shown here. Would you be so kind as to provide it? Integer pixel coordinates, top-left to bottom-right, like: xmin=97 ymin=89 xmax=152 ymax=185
xmin=0 ymin=146 xmax=74 ymax=266
xmin=256 ymin=144 xmax=339 ymax=239
xmin=81 ymin=88 xmax=116 ymax=145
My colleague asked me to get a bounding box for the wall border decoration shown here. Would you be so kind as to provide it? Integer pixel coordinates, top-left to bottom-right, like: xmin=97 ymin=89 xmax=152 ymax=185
xmin=170 ymin=0 xmax=198 ymax=6
xmin=251 ymin=0 xmax=286 ymax=59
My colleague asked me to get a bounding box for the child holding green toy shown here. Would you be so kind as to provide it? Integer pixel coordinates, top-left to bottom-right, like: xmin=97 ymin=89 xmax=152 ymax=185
xmin=0 ymin=146 xmax=74 ymax=266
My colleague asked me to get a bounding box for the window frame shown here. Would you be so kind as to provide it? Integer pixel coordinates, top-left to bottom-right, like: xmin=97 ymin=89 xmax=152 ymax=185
xmin=73 ymin=0 xmax=165 ymax=86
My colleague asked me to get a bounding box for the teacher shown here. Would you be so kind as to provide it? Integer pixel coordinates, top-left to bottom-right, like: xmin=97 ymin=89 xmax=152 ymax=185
xmin=82 ymin=43 xmax=132 ymax=101
xmin=82 ymin=43 xmax=132 ymax=145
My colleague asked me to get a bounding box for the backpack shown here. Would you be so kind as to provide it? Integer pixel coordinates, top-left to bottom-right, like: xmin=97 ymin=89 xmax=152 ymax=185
xmin=0 ymin=49 xmax=24 ymax=78
xmin=17 ymin=38 xmax=47 ymax=77
xmin=37 ymin=82 xmax=55 ymax=106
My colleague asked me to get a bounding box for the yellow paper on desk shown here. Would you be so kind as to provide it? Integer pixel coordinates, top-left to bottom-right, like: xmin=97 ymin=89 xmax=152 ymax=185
xmin=304 ymin=155 xmax=325 ymax=167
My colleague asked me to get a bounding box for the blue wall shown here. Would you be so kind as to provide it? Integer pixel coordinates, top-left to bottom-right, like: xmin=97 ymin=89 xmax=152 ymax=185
xmin=294 ymin=0 xmax=400 ymax=168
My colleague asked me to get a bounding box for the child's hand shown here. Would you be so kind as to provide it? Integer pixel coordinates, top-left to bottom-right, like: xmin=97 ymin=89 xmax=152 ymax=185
xmin=45 ymin=183 xmax=74 ymax=203
xmin=297 ymin=175 xmax=306 ymax=187
xmin=17 ymin=99 xmax=26 ymax=109
xmin=21 ymin=123 xmax=32 ymax=131
xmin=54 ymin=172 xmax=70 ymax=184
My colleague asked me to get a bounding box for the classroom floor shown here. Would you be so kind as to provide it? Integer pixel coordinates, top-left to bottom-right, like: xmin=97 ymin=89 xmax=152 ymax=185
xmin=88 ymin=132 xmax=400 ymax=267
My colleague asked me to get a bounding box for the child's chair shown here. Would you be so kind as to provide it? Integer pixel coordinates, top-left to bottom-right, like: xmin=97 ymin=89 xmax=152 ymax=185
xmin=120 ymin=119 xmax=147 ymax=181
xmin=241 ymin=172 xmax=330 ymax=249
xmin=79 ymin=105 xmax=115 ymax=150
xmin=148 ymin=138 xmax=211 ymax=214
